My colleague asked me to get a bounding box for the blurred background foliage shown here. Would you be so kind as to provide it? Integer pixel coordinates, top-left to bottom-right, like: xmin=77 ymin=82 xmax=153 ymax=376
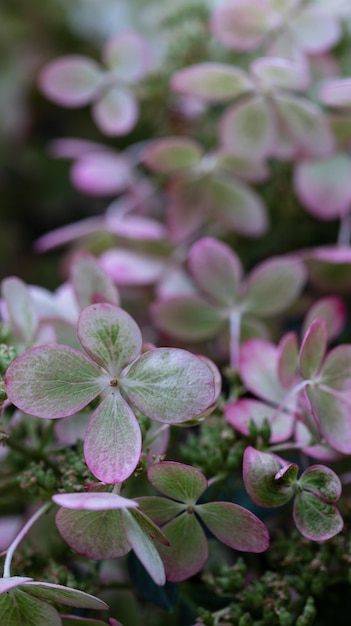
xmin=1 ymin=0 xmax=351 ymax=286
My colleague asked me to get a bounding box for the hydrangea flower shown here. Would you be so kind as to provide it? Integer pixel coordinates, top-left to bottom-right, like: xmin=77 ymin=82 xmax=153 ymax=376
xmin=171 ymin=57 xmax=334 ymax=159
xmin=136 ymin=461 xmax=269 ymax=581
xmin=5 ymin=303 xmax=217 ymax=483
xmin=38 ymin=32 xmax=153 ymax=136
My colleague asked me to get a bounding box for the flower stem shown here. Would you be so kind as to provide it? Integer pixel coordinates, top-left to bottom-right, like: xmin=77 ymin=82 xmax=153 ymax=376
xmin=3 ymin=502 xmax=51 ymax=578
xmin=337 ymin=211 xmax=351 ymax=246
xmin=229 ymin=310 xmax=241 ymax=371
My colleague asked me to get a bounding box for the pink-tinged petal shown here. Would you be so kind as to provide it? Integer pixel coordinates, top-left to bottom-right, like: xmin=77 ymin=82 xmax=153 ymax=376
xmin=0 ymin=515 xmax=23 ymax=551
xmin=70 ymin=153 xmax=132 ymax=196
xmin=299 ymin=318 xmax=327 ymax=380
xmin=198 ymin=355 xmax=222 ymax=402
xmin=170 ymin=63 xmax=254 ymax=103
xmin=300 ymin=245 xmax=351 ymax=264
xmin=210 ymin=0 xmax=279 ymax=51
xmin=320 ymin=344 xmax=351 ymax=390
xmin=142 ymin=137 xmax=203 ymax=173
xmin=84 ymin=392 xmax=141 ymax=483
xmin=293 ymin=492 xmax=343 ymax=541
xmin=219 ymin=96 xmax=275 ymax=160
xmin=103 ymin=32 xmax=153 ymax=82
xmin=299 ymin=465 xmax=342 ymax=502
xmin=38 ymin=56 xmax=103 ymax=107
xmin=151 ymin=295 xmax=225 ymax=341
xmin=5 ymin=345 xmax=105 ymax=418
xmin=277 ymin=332 xmax=299 ymax=388
xmin=225 ymin=398 xmax=294 ymax=443
xmin=0 ymin=588 xmax=61 ymax=626
xmin=216 ymin=151 xmax=270 ymax=183
xmin=144 ymin=421 xmax=170 ymax=461
xmin=2 ymin=276 xmax=38 ymax=344
xmin=100 ymin=249 xmax=165 ymax=286
xmin=121 ymin=509 xmax=165 ymax=586
xmin=105 ymin=214 xmax=167 ymax=241
xmin=61 ymin=618 xmax=114 ymax=625
xmin=70 ymin=252 xmax=120 ymax=310
xmin=291 ymin=9 xmax=341 ymax=54
xmin=196 ymin=501 xmax=269 ymax=552
xmin=122 ymin=348 xmax=216 ymax=424
xmin=243 ymin=446 xmax=294 ymax=507
xmin=77 ymin=303 xmax=142 ymax=376
xmin=92 ymin=87 xmax=138 ymax=136
xmin=189 ymin=237 xmax=242 ymax=308
xmin=52 ymin=491 xmax=138 ymax=511
xmin=319 ymin=78 xmax=351 ymax=108
xmin=54 ymin=412 xmax=88 ymax=446
xmin=136 ymin=496 xmax=185 ymax=525
xmin=302 ymin=296 xmax=347 ymax=343
xmin=274 ymin=94 xmax=334 ymax=158
xmin=306 ymin=386 xmax=351 ymax=454
xmin=0 ymin=577 xmax=33 ymax=594
xmin=22 ymin=582 xmax=108 ymax=610
xmin=56 ymin=507 xmax=130 ymax=559
xmin=300 ymin=245 xmax=351 ymax=292
xmin=207 ymin=175 xmax=268 ymax=237
xmin=294 ymin=420 xmax=345 ymax=462
xmin=294 ymin=154 xmax=351 ymax=220
xmin=125 ymin=508 xmax=169 ymax=547
xmin=166 ymin=178 xmax=206 ymax=243
xmin=250 ymin=57 xmax=310 ymax=91
xmin=239 ymin=338 xmax=290 ymax=404
xmin=34 ymin=216 xmax=105 ymax=253
xmin=245 ymin=256 xmax=306 ymax=316
xmin=157 ymin=513 xmax=208 ymax=582
xmin=147 ymin=461 xmax=207 ymax=503
xmin=49 ymin=138 xmax=108 ymax=159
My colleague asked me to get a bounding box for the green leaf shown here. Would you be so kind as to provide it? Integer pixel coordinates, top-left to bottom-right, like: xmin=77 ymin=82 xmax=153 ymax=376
xmin=147 ymin=462 xmax=208 ymax=504
xmin=122 ymin=348 xmax=216 ymax=424
xmin=293 ymin=491 xmax=343 ymax=541
xmin=196 ymin=501 xmax=269 ymax=552
xmin=55 ymin=507 xmax=130 ymax=559
xmin=5 ymin=345 xmax=105 ymax=418
xmin=78 ymin=303 xmax=142 ymax=376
